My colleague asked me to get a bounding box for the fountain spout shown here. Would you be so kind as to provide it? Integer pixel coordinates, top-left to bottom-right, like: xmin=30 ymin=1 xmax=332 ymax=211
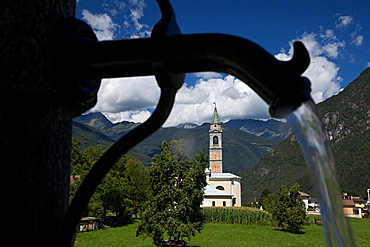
xmin=163 ymin=34 xmax=312 ymax=118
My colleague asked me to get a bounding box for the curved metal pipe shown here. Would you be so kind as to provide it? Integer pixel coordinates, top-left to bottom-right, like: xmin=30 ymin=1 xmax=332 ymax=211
xmin=72 ymin=34 xmax=310 ymax=118
xmin=165 ymin=34 xmax=311 ymax=118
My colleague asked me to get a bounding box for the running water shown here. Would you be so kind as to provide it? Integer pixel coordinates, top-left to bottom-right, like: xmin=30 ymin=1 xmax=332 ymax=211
xmin=287 ymin=98 xmax=356 ymax=247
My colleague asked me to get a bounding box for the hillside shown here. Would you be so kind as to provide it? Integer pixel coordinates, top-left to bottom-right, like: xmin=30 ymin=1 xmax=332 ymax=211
xmin=241 ymin=68 xmax=370 ymax=203
xmin=74 ymin=112 xmax=140 ymax=141
xmin=73 ymin=114 xmax=275 ymax=175
xmin=72 ymin=121 xmax=114 ymax=149
xmin=133 ymin=124 xmax=274 ymax=175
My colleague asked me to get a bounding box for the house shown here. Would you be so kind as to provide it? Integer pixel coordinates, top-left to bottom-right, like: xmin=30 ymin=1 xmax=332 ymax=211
xmin=201 ymin=104 xmax=242 ymax=207
xmin=300 ymin=192 xmax=320 ymax=213
xmin=341 ymin=195 xmax=367 ymax=218
xmin=304 ymin=192 xmax=367 ymax=218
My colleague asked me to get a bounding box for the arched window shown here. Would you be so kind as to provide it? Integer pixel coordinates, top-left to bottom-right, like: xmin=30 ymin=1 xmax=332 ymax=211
xmin=216 ymin=186 xmax=225 ymax=191
xmin=213 ymin=136 xmax=218 ymax=145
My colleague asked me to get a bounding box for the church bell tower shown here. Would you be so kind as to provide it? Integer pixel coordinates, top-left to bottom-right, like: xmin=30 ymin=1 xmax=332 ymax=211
xmin=209 ymin=103 xmax=222 ymax=173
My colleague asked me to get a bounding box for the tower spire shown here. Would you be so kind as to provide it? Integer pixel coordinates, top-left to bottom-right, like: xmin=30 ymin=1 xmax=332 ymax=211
xmin=209 ymin=103 xmax=222 ymax=173
xmin=211 ymin=102 xmax=221 ymax=124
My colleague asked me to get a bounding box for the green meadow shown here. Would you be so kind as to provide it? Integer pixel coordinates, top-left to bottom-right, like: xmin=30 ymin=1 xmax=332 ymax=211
xmin=75 ymin=217 xmax=370 ymax=247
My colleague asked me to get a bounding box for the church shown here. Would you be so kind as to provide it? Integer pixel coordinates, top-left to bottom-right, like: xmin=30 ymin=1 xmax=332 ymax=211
xmin=201 ymin=104 xmax=242 ymax=207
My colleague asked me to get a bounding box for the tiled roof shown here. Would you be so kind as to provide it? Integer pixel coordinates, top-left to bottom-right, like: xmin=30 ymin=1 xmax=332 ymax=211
xmin=342 ymin=199 xmax=355 ymax=207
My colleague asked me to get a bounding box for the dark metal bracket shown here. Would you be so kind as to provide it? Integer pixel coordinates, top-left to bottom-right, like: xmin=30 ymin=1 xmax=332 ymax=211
xmin=56 ymin=0 xmax=312 ymax=246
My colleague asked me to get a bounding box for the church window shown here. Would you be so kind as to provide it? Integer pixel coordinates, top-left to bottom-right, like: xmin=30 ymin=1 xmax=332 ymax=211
xmin=216 ymin=186 xmax=225 ymax=191
xmin=223 ymin=201 xmax=226 ymax=206
xmin=213 ymin=136 xmax=219 ymax=145
xmin=212 ymin=201 xmax=215 ymax=206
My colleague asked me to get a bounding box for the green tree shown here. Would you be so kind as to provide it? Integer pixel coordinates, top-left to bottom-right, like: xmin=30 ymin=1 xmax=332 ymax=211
xmin=121 ymin=156 xmax=151 ymax=217
xmin=271 ymin=183 xmax=307 ymax=233
xmin=260 ymin=188 xmax=272 ymax=199
xmin=260 ymin=193 xmax=278 ymax=213
xmin=70 ymin=139 xmax=150 ymax=221
xmin=136 ymin=140 xmax=208 ymax=246
xmin=70 ymin=142 xmax=107 ymax=217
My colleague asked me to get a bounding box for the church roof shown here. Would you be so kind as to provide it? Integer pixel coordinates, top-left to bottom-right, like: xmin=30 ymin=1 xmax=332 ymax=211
xmin=209 ymin=172 xmax=242 ymax=179
xmin=211 ymin=105 xmax=221 ymax=124
xmin=204 ymin=185 xmax=233 ymax=197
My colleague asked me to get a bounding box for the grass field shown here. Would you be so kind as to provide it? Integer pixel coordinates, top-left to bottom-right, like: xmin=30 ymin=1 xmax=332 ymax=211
xmin=75 ymin=217 xmax=370 ymax=247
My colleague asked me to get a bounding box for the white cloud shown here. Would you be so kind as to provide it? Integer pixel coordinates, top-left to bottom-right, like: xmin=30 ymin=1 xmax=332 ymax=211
xmin=93 ymin=75 xmax=270 ymax=127
xmin=351 ymin=35 xmax=364 ymax=46
xmin=194 ymin=72 xmax=224 ymax=79
xmin=123 ymin=0 xmax=151 ymax=38
xmin=129 ymin=0 xmax=147 ymax=30
xmin=367 ymin=62 xmax=370 ymax=67
xmin=82 ymin=0 xmax=150 ymax=41
xmin=81 ymin=9 xmax=117 ymax=40
xmin=322 ymin=42 xmax=345 ymax=58
xmin=162 ymin=76 xmax=269 ymax=126
xmin=335 ymin=15 xmax=354 ymax=29
xmin=91 ymin=76 xmax=160 ymax=113
xmin=275 ymin=31 xmax=342 ymax=104
xmin=103 ymin=110 xmax=152 ymax=123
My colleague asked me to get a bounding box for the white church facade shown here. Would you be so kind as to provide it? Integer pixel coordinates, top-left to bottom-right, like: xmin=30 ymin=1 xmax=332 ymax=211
xmin=202 ymin=104 xmax=242 ymax=207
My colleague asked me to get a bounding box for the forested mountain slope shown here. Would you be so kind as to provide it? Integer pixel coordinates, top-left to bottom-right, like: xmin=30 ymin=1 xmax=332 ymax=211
xmin=241 ymin=68 xmax=370 ymax=203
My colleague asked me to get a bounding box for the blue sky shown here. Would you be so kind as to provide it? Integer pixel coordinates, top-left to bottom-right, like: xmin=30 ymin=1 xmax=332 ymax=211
xmin=76 ymin=0 xmax=370 ymax=126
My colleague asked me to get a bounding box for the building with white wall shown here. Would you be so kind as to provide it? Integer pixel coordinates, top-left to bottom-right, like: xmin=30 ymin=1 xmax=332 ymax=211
xmin=202 ymin=104 xmax=242 ymax=207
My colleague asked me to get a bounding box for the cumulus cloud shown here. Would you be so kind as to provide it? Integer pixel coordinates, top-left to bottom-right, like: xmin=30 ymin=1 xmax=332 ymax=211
xmin=91 ymin=76 xmax=160 ymax=113
xmin=351 ymin=35 xmax=364 ymax=46
xmin=335 ymin=15 xmax=354 ymax=29
xmin=81 ymin=9 xmax=117 ymax=40
xmin=92 ymin=75 xmax=269 ymax=127
xmin=82 ymin=0 xmax=150 ymax=40
xmin=194 ymin=72 xmax=224 ymax=79
xmin=275 ymin=31 xmax=343 ymax=103
xmin=123 ymin=0 xmax=151 ymax=38
xmin=162 ymin=76 xmax=269 ymax=126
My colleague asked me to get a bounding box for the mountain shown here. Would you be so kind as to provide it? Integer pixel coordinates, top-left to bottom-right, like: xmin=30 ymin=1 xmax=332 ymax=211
xmin=241 ymin=68 xmax=370 ymax=203
xmin=72 ymin=121 xmax=153 ymax=165
xmin=176 ymin=123 xmax=199 ymax=129
xmin=72 ymin=121 xmax=114 ymax=149
xmin=224 ymin=119 xmax=290 ymax=143
xmin=132 ymin=124 xmax=274 ymax=175
xmin=74 ymin=112 xmax=141 ymax=141
xmin=73 ymin=115 xmax=275 ymax=175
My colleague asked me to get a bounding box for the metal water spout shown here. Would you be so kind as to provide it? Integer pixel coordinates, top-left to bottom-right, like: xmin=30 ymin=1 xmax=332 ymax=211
xmin=56 ymin=0 xmax=333 ymax=246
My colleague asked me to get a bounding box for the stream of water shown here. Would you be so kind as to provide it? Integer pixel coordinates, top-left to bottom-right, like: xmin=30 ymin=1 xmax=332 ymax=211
xmin=287 ymin=99 xmax=356 ymax=247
